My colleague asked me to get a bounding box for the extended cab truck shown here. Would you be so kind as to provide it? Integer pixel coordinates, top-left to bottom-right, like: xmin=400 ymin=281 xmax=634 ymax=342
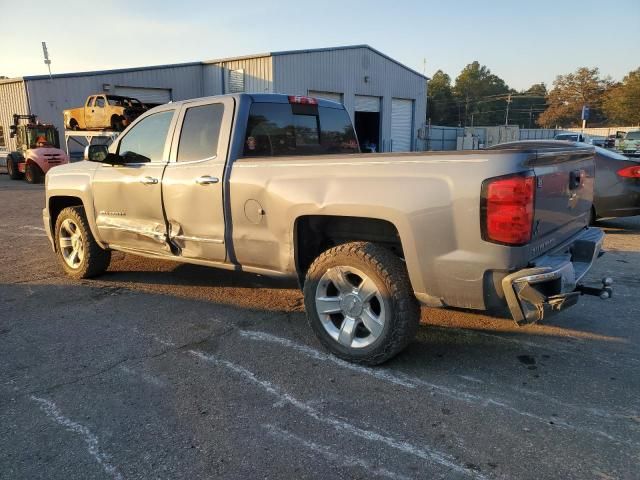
xmin=43 ymin=94 xmax=611 ymax=365
xmin=63 ymin=94 xmax=148 ymax=132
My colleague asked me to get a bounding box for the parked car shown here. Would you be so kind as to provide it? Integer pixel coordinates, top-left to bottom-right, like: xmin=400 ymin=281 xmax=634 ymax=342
xmin=554 ymin=132 xmax=591 ymax=143
xmin=617 ymin=130 xmax=640 ymax=157
xmin=43 ymin=94 xmax=611 ymax=364
xmin=490 ymin=140 xmax=640 ymax=222
xmin=63 ymin=94 xmax=148 ymax=132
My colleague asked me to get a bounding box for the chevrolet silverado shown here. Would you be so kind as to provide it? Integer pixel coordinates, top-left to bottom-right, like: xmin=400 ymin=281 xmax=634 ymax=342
xmin=43 ymin=93 xmax=611 ymax=364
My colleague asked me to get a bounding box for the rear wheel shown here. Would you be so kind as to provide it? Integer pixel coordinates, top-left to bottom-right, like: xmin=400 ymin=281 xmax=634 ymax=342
xmin=25 ymin=163 xmax=43 ymax=184
xmin=54 ymin=206 xmax=111 ymax=279
xmin=6 ymin=154 xmax=23 ymax=180
xmin=303 ymin=241 xmax=420 ymax=365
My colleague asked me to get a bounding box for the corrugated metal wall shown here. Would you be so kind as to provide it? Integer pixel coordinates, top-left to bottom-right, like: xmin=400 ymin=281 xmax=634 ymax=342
xmin=24 ymin=64 xmax=204 ymax=138
xmin=203 ymin=56 xmax=273 ymax=96
xmin=0 ymin=80 xmax=29 ymax=154
xmin=273 ymin=47 xmax=427 ymax=151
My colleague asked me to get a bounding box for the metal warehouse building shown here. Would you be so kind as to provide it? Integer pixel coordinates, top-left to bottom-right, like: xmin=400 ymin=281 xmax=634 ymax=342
xmin=0 ymin=45 xmax=427 ymax=155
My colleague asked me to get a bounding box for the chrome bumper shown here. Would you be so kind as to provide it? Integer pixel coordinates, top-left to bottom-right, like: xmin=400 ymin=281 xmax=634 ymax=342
xmin=502 ymin=227 xmax=611 ymax=325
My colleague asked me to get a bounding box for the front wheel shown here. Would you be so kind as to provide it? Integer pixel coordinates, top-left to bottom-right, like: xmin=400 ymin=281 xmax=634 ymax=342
xmin=24 ymin=163 xmax=43 ymax=184
xmin=6 ymin=154 xmax=23 ymax=180
xmin=303 ymin=242 xmax=420 ymax=365
xmin=54 ymin=206 xmax=111 ymax=279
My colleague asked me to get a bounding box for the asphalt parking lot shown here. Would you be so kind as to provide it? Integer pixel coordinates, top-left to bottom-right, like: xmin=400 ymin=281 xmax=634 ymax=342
xmin=0 ymin=173 xmax=638 ymax=480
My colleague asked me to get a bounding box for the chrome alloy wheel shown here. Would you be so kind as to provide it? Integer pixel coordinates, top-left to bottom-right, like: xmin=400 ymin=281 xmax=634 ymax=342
xmin=315 ymin=266 xmax=386 ymax=348
xmin=58 ymin=218 xmax=85 ymax=269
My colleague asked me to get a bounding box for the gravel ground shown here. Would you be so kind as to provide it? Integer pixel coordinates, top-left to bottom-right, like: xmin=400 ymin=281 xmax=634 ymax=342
xmin=0 ymin=173 xmax=638 ymax=480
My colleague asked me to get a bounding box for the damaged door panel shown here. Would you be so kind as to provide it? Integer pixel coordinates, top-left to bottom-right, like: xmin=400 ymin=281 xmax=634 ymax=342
xmin=92 ymin=108 xmax=177 ymax=252
xmin=161 ymin=98 xmax=233 ymax=262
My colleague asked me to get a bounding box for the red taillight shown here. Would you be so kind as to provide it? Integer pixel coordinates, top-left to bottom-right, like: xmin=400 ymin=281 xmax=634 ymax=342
xmin=288 ymin=95 xmax=318 ymax=105
xmin=482 ymin=175 xmax=535 ymax=245
xmin=617 ymin=165 xmax=640 ymax=178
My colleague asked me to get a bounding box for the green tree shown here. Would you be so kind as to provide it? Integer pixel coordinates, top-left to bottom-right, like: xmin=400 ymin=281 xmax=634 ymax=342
xmin=508 ymin=83 xmax=548 ymax=128
xmin=603 ymin=68 xmax=640 ymax=125
xmin=427 ymin=70 xmax=456 ymax=125
xmin=453 ymin=61 xmax=510 ymax=126
xmin=537 ymin=67 xmax=610 ymax=127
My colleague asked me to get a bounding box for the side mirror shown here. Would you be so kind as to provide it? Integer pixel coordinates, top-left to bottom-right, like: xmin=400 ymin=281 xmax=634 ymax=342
xmin=84 ymin=144 xmax=109 ymax=162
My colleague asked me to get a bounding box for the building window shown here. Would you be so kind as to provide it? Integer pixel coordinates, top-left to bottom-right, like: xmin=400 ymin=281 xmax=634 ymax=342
xmin=0 ymin=126 xmax=5 ymax=148
xmin=228 ymin=69 xmax=244 ymax=93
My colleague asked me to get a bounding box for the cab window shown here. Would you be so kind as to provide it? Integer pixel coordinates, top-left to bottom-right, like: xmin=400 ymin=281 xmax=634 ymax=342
xmin=243 ymin=102 xmax=359 ymax=157
xmin=95 ymin=97 xmax=105 ymax=108
xmin=177 ymin=103 xmax=224 ymax=162
xmin=117 ymin=111 xmax=174 ymax=163
xmin=86 ymin=97 xmax=94 ymax=107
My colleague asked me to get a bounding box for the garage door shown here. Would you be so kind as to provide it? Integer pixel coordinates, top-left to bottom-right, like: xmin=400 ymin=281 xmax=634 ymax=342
xmin=308 ymin=90 xmax=343 ymax=105
xmin=391 ymin=98 xmax=413 ymax=152
xmin=114 ymin=87 xmax=172 ymax=105
xmin=354 ymin=95 xmax=380 ymax=112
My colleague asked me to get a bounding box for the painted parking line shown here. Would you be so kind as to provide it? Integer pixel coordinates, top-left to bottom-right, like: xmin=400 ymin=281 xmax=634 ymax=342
xmin=263 ymin=423 xmax=412 ymax=480
xmin=189 ymin=350 xmax=488 ymax=480
xmin=237 ymin=330 xmax=636 ymax=447
xmin=30 ymin=396 xmax=123 ymax=480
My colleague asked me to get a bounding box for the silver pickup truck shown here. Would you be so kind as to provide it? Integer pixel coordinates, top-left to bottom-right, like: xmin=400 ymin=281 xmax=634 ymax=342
xmin=43 ymin=93 xmax=611 ymax=364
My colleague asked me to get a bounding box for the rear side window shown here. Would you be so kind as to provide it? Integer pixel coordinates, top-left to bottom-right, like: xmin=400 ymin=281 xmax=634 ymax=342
xmin=243 ymin=103 xmax=359 ymax=157
xmin=177 ymin=103 xmax=224 ymax=162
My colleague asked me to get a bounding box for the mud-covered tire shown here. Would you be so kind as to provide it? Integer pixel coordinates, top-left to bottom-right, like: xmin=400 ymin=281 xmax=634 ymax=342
xmin=6 ymin=154 xmax=23 ymax=180
xmin=54 ymin=206 xmax=111 ymax=279
xmin=303 ymin=241 xmax=420 ymax=365
xmin=24 ymin=163 xmax=43 ymax=184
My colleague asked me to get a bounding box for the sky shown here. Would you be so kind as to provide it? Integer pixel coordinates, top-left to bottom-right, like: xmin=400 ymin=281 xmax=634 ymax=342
xmin=1 ymin=0 xmax=638 ymax=90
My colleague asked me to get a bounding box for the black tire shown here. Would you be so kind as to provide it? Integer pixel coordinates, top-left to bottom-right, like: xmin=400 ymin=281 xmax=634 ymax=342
xmin=6 ymin=154 xmax=24 ymax=180
xmin=303 ymin=241 xmax=420 ymax=365
xmin=24 ymin=163 xmax=43 ymax=184
xmin=69 ymin=119 xmax=79 ymax=131
xmin=54 ymin=206 xmax=111 ymax=279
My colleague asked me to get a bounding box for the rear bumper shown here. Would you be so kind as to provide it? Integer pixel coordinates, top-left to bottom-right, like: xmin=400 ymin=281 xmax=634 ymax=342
xmin=502 ymin=227 xmax=608 ymax=325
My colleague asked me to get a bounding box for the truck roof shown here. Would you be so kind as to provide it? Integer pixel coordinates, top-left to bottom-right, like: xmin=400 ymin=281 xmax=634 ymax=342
xmin=167 ymin=93 xmax=345 ymax=110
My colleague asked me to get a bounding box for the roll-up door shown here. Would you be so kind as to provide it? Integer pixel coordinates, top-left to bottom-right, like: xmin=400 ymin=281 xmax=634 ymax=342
xmin=354 ymin=95 xmax=380 ymax=112
xmin=114 ymin=87 xmax=172 ymax=105
xmin=308 ymin=90 xmax=343 ymax=105
xmin=391 ymin=98 xmax=413 ymax=151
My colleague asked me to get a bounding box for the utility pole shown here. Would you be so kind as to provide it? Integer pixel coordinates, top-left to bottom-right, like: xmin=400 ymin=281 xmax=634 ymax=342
xmin=42 ymin=42 xmax=52 ymax=79
xmin=504 ymin=93 xmax=512 ymax=126
xmin=528 ymin=105 xmax=533 ymax=129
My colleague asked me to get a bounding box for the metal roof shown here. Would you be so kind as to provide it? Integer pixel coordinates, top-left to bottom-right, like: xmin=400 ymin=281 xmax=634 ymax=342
xmin=203 ymin=45 xmax=429 ymax=80
xmin=0 ymin=45 xmax=427 ymax=84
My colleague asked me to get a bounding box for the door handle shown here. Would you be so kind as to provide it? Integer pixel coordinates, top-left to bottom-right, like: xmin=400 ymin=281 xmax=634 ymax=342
xmin=140 ymin=176 xmax=159 ymax=185
xmin=195 ymin=175 xmax=220 ymax=185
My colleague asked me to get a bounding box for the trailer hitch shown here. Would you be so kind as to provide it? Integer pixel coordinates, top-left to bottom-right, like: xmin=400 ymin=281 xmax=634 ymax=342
xmin=576 ymin=277 xmax=613 ymax=299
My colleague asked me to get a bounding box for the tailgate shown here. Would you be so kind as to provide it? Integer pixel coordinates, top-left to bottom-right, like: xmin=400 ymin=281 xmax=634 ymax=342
xmin=529 ymin=147 xmax=594 ymax=257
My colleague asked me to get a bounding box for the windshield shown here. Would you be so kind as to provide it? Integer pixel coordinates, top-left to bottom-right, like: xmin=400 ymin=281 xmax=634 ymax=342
xmin=555 ymin=134 xmax=579 ymax=141
xmin=28 ymin=127 xmax=58 ymax=148
xmin=107 ymin=95 xmax=142 ymax=107
xmin=243 ymin=102 xmax=359 ymax=157
xmin=626 ymin=131 xmax=640 ymax=140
